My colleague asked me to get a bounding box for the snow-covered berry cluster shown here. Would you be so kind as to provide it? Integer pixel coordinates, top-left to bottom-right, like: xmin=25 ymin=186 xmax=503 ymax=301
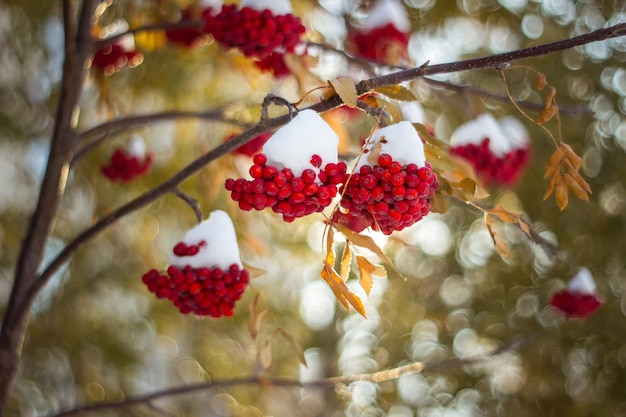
xmin=204 ymin=1 xmax=305 ymax=60
xmin=550 ymin=268 xmax=602 ymax=319
xmin=101 ymin=139 xmax=153 ymax=182
xmin=91 ymin=41 xmax=143 ymax=75
xmin=226 ymin=153 xmax=347 ymax=222
xmin=141 ymin=211 xmax=249 ymax=318
xmin=348 ymin=0 xmax=410 ymax=62
xmin=337 ymin=122 xmax=438 ymax=235
xmin=450 ymin=114 xmax=530 ymax=186
xmin=225 ymin=110 xmax=347 ymax=222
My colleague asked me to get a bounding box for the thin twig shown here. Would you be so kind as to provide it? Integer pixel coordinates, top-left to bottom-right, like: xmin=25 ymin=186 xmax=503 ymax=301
xmin=94 ymin=20 xmax=205 ymax=49
xmin=173 ymin=188 xmax=203 ymax=223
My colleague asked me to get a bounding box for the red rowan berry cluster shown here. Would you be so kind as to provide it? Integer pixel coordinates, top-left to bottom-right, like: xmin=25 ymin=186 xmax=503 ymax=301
xmin=254 ymin=52 xmax=291 ymax=78
xmin=204 ymin=5 xmax=306 ymax=59
xmin=92 ymin=42 xmax=143 ymax=75
xmin=450 ymin=140 xmax=530 ymax=186
xmin=142 ymin=261 xmax=249 ymax=317
xmin=349 ymin=23 xmax=409 ymax=62
xmin=225 ymin=153 xmax=348 ymax=222
xmin=339 ymin=153 xmax=438 ymax=235
xmin=165 ymin=7 xmax=209 ymax=49
xmin=101 ymin=147 xmax=153 ymax=182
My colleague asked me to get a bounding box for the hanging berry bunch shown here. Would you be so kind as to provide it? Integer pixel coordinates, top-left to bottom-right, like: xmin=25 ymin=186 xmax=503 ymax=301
xmin=347 ymin=0 xmax=411 ymax=63
xmin=91 ymin=39 xmax=143 ymax=75
xmin=550 ymin=268 xmax=603 ymax=319
xmin=165 ymin=5 xmax=216 ymax=49
xmin=101 ymin=137 xmax=153 ymax=182
xmin=225 ymin=109 xmax=348 ymax=222
xmin=254 ymin=52 xmax=292 ymax=78
xmin=449 ymin=114 xmax=531 ymax=186
xmin=337 ymin=121 xmax=439 ymax=235
xmin=142 ymin=210 xmax=250 ymax=317
xmin=203 ymin=0 xmax=306 ymax=60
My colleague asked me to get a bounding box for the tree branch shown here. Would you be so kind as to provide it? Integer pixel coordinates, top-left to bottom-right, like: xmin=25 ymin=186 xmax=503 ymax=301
xmin=34 ymin=23 xmax=626 ymax=300
xmin=73 ymin=110 xmax=251 ymax=164
xmin=48 ymin=333 xmax=531 ymax=417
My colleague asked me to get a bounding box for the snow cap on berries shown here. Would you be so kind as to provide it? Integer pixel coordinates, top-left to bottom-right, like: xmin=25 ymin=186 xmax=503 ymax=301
xmin=242 ymin=0 xmax=293 ymax=15
xmin=451 ymin=113 xmax=528 ymax=157
xmin=400 ymin=101 xmax=426 ymax=124
xmin=566 ymin=267 xmax=597 ymax=295
xmin=170 ymin=210 xmax=242 ymax=270
xmin=127 ymin=136 xmax=147 ymax=159
xmin=262 ymin=109 xmax=339 ymax=176
xmin=362 ymin=0 xmax=410 ymax=32
xmin=357 ymin=121 xmax=426 ymax=169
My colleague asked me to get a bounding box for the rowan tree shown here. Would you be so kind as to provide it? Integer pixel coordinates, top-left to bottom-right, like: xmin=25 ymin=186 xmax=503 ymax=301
xmin=1 ymin=1 xmax=626 ymax=417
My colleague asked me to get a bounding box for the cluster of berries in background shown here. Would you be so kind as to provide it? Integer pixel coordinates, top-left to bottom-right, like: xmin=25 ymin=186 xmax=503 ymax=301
xmin=101 ymin=138 xmax=153 ymax=182
xmin=348 ymin=0 xmax=411 ymax=63
xmin=226 ymin=131 xmax=272 ymax=157
xmin=450 ymin=113 xmax=531 ymax=186
xmin=91 ymin=40 xmax=143 ymax=75
xmin=204 ymin=2 xmax=305 ymax=60
xmin=142 ymin=211 xmax=249 ymax=317
xmin=164 ymin=5 xmax=211 ymax=49
xmin=550 ymin=268 xmax=603 ymax=319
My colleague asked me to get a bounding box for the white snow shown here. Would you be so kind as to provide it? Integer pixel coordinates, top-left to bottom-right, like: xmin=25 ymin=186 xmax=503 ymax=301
xmin=356 ymin=121 xmax=426 ymax=169
xmin=127 ymin=136 xmax=146 ymax=159
xmin=450 ymin=113 xmax=528 ymax=157
xmin=363 ymin=0 xmax=411 ymax=33
xmin=170 ymin=210 xmax=243 ymax=270
xmin=262 ymin=109 xmax=339 ymax=176
xmin=567 ymin=267 xmax=597 ymax=295
xmin=400 ymin=101 xmax=426 ymax=124
xmin=241 ymin=0 xmax=293 ymax=15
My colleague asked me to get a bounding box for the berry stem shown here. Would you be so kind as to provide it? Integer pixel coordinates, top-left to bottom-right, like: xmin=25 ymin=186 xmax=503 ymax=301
xmin=173 ymin=188 xmax=203 ymax=223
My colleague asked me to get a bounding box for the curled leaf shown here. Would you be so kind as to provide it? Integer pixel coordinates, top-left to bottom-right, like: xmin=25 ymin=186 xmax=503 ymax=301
xmin=329 ymin=77 xmax=358 ymax=109
xmin=534 ymin=106 xmax=558 ymax=124
xmin=340 ymin=243 xmax=353 ymax=281
xmin=535 ymin=72 xmax=548 ymax=91
xmin=485 ymin=215 xmax=510 ymax=258
xmin=356 ymin=255 xmax=386 ymax=295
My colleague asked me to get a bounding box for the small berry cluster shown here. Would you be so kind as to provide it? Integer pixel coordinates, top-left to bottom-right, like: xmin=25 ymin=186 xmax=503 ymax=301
xmin=254 ymin=52 xmax=291 ymax=78
xmin=142 ymin=261 xmax=249 ymax=317
xmin=550 ymin=290 xmax=602 ymax=319
xmin=92 ymin=42 xmax=143 ymax=75
xmin=226 ymin=132 xmax=272 ymax=157
xmin=339 ymin=153 xmax=438 ymax=235
xmin=225 ymin=153 xmax=348 ymax=222
xmin=101 ymin=148 xmax=153 ymax=182
xmin=349 ymin=24 xmax=409 ymax=62
xmin=450 ymin=139 xmax=530 ymax=186
xmin=165 ymin=7 xmax=208 ymax=49
xmin=204 ymin=5 xmax=306 ymax=59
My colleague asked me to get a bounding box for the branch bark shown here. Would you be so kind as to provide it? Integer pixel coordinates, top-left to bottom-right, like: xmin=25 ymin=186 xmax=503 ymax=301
xmin=0 ymin=0 xmax=98 ymax=414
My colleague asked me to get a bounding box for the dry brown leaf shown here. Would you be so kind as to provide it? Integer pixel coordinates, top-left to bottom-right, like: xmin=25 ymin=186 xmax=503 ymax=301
xmin=329 ymin=77 xmax=358 ymax=109
xmin=326 ymin=226 xmax=335 ymax=266
xmin=366 ymin=139 xmax=384 ymax=165
xmin=488 ymin=205 xmax=520 ymax=224
xmin=260 ymin=340 xmax=273 ymax=369
xmin=543 ymin=169 xmax=560 ymax=200
xmin=430 ymin=192 xmax=449 ymax=214
xmin=356 ymin=255 xmax=386 ymax=295
xmin=340 ymin=243 xmax=353 ymax=282
xmin=544 ymin=146 xmax=566 ymax=179
xmin=563 ymin=173 xmax=590 ymax=201
xmin=374 ymin=85 xmax=417 ymax=101
xmin=321 ymin=262 xmax=350 ymax=310
xmin=334 ymin=223 xmax=394 ymax=266
xmin=341 ymin=285 xmax=367 ymax=317
xmin=535 ymin=72 xmax=548 ymax=91
xmin=485 ymin=216 xmax=510 ymax=258
xmin=248 ymin=294 xmax=263 ymax=340
xmin=563 ymin=143 xmax=584 ymax=170
xmin=534 ymin=106 xmax=558 ymax=124
xmin=555 ymin=179 xmax=569 ymax=211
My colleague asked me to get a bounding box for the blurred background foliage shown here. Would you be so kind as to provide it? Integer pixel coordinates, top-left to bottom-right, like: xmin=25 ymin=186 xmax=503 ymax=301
xmin=2 ymin=0 xmax=626 ymax=416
